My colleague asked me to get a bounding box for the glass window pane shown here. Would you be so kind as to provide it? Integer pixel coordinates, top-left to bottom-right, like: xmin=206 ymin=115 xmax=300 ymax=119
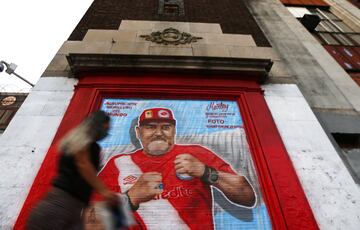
xmin=318 ymin=33 xmax=339 ymax=45
xmin=349 ymin=34 xmax=360 ymax=45
xmin=334 ymin=21 xmax=354 ymax=33
xmin=320 ymin=10 xmax=339 ymax=20
xmin=334 ymin=34 xmax=354 ymax=46
xmin=315 ymin=23 xmax=327 ymax=32
xmin=322 ymin=21 xmax=340 ymax=32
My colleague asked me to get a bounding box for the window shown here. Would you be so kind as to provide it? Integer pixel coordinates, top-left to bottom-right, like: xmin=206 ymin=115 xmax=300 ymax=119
xmin=158 ymin=0 xmax=185 ymax=16
xmin=309 ymin=8 xmax=360 ymax=46
xmin=333 ymin=133 xmax=360 ymax=182
xmin=287 ymin=7 xmax=360 ymax=46
xmin=319 ymin=33 xmax=339 ymax=45
xmin=287 ymin=7 xmax=360 ymax=74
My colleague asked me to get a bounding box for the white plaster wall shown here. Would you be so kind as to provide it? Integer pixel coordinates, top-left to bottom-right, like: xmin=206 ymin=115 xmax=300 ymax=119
xmin=0 ymin=77 xmax=77 ymax=229
xmin=263 ymin=84 xmax=360 ymax=230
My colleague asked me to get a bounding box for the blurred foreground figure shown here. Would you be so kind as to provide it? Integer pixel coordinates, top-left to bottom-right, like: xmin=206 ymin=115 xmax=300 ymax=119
xmin=26 ymin=111 xmax=118 ymax=230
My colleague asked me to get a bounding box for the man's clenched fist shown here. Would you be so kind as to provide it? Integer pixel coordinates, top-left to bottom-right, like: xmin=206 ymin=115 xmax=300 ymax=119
xmin=174 ymin=154 xmax=206 ymax=178
xmin=127 ymin=172 xmax=163 ymax=206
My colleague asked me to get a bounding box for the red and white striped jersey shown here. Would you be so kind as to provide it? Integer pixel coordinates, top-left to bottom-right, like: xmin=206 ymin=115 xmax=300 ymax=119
xmin=98 ymin=144 xmax=236 ymax=230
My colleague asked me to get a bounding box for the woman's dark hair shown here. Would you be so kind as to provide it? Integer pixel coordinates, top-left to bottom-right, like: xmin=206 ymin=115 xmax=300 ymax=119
xmin=88 ymin=111 xmax=110 ymax=141
xmin=59 ymin=111 xmax=110 ymax=154
xmin=87 ymin=111 xmax=110 ymax=127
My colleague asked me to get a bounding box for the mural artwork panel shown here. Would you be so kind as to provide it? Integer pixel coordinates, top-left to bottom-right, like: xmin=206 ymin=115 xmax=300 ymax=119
xmin=87 ymin=98 xmax=272 ymax=229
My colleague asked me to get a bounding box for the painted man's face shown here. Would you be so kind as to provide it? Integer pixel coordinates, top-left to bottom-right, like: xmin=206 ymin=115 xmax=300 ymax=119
xmin=136 ymin=121 xmax=176 ymax=156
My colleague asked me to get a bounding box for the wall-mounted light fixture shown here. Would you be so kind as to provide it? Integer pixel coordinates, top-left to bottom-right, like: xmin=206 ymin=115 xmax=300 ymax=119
xmin=0 ymin=60 xmax=34 ymax=87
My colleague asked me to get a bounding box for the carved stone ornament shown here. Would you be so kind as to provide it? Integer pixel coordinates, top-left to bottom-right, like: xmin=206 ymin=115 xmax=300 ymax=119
xmin=140 ymin=28 xmax=202 ymax=45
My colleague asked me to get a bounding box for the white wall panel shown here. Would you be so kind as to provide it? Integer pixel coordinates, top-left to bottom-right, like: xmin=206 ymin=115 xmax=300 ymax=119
xmin=0 ymin=77 xmax=77 ymax=229
xmin=263 ymin=84 xmax=360 ymax=230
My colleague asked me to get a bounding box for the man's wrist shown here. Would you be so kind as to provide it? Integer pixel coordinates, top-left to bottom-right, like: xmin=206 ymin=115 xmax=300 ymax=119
xmin=200 ymin=165 xmax=219 ymax=184
xmin=125 ymin=190 xmax=139 ymax=211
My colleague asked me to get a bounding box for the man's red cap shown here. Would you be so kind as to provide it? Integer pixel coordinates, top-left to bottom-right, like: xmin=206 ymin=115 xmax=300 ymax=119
xmin=138 ymin=108 xmax=176 ymax=125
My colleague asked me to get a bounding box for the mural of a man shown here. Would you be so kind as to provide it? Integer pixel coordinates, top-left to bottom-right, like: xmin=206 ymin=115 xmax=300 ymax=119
xmin=98 ymin=107 xmax=256 ymax=229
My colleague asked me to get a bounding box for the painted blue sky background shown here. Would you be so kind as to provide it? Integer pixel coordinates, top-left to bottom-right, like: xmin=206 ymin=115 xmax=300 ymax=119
xmin=99 ymin=99 xmax=243 ymax=148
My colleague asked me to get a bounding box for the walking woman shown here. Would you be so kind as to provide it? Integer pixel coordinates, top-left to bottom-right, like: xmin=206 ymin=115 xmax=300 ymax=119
xmin=27 ymin=111 xmax=118 ymax=230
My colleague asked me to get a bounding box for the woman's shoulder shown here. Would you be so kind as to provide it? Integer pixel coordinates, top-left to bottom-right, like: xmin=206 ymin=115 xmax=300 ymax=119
xmin=90 ymin=142 xmax=101 ymax=152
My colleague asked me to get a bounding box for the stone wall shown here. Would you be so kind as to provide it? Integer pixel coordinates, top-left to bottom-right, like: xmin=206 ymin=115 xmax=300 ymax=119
xmin=43 ymin=20 xmax=286 ymax=79
xmin=0 ymin=77 xmax=77 ymax=229
xmin=245 ymin=0 xmax=360 ymax=112
xmin=68 ymin=0 xmax=270 ymax=47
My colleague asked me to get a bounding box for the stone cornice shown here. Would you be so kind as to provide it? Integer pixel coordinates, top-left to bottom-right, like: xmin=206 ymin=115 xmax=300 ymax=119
xmin=67 ymin=54 xmax=273 ymax=83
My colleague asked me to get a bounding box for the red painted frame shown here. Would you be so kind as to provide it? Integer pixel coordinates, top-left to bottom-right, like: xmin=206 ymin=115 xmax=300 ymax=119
xmin=15 ymin=73 xmax=318 ymax=229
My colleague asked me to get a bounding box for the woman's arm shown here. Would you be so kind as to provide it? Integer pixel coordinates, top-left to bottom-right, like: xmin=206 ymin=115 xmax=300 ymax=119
xmin=74 ymin=148 xmax=118 ymax=204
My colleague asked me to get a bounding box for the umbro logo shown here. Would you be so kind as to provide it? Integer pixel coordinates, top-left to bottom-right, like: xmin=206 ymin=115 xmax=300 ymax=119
xmin=123 ymin=175 xmax=137 ymax=185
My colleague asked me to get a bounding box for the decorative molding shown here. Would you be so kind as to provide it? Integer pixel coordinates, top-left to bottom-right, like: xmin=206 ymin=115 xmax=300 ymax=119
xmin=140 ymin=28 xmax=202 ymax=45
xmin=67 ymin=54 xmax=273 ymax=83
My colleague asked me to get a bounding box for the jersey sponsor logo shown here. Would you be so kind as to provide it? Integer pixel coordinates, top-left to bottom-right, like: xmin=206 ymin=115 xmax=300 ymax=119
xmin=123 ymin=175 xmax=138 ymax=185
xmin=154 ymin=186 xmax=193 ymax=200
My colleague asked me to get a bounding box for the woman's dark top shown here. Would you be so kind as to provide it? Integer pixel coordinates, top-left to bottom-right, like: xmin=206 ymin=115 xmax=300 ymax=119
xmin=52 ymin=142 xmax=100 ymax=204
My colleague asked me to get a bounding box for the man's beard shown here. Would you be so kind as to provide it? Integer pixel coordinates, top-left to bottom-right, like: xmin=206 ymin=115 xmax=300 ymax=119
xmin=146 ymin=139 xmax=170 ymax=156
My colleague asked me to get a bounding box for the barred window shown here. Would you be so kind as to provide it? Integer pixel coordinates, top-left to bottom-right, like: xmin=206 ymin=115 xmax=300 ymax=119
xmin=158 ymin=0 xmax=185 ymax=16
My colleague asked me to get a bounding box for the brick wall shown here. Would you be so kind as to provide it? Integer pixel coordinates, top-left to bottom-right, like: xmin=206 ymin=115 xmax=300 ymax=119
xmin=68 ymin=0 xmax=270 ymax=47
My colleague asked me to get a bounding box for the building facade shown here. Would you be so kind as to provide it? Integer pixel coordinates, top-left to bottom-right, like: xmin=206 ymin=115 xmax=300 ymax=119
xmin=0 ymin=93 xmax=27 ymax=135
xmin=1 ymin=0 xmax=360 ymax=229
